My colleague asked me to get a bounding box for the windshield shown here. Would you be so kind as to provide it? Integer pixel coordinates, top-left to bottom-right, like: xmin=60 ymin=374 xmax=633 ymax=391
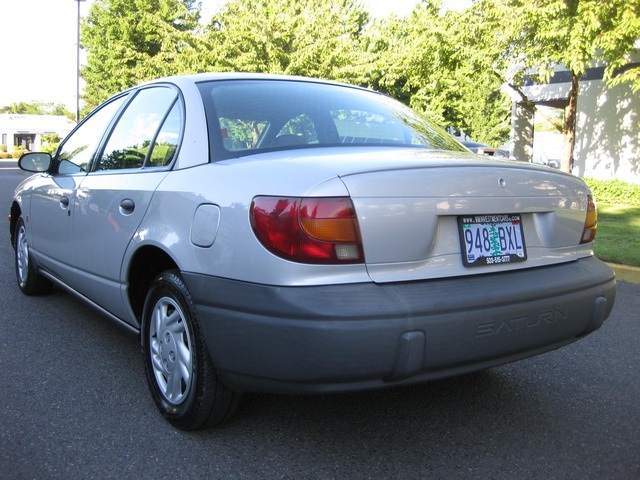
xmin=197 ymin=79 xmax=466 ymax=159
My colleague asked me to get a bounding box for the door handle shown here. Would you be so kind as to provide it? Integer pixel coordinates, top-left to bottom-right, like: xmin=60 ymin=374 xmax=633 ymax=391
xmin=119 ymin=198 xmax=135 ymax=215
xmin=59 ymin=196 xmax=70 ymax=209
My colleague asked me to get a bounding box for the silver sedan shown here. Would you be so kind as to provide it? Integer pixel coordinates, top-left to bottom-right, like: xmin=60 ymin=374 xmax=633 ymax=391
xmin=11 ymin=73 xmax=616 ymax=430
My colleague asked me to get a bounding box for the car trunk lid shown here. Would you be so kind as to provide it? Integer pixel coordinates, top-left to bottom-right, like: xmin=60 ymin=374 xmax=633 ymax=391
xmin=337 ymin=158 xmax=591 ymax=283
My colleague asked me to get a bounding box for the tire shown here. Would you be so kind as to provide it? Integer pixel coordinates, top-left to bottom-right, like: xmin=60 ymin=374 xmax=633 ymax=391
xmin=14 ymin=217 xmax=53 ymax=295
xmin=141 ymin=270 xmax=239 ymax=430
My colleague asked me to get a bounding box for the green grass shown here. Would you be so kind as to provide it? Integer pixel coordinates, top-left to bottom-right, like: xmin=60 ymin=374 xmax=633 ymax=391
xmin=593 ymin=204 xmax=640 ymax=267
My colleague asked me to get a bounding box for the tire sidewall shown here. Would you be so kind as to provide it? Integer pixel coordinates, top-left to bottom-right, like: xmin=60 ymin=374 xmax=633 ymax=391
xmin=141 ymin=271 xmax=200 ymax=421
xmin=14 ymin=217 xmax=35 ymax=293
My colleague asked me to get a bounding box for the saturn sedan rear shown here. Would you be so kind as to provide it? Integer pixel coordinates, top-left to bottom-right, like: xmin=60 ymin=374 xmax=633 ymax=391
xmin=10 ymin=73 xmax=616 ymax=430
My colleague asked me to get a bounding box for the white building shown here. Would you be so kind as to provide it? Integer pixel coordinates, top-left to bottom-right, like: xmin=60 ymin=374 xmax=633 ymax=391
xmin=511 ymin=51 xmax=640 ymax=184
xmin=0 ymin=114 xmax=75 ymax=152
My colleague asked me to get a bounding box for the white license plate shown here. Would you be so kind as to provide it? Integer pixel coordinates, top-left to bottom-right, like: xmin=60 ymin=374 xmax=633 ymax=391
xmin=458 ymin=214 xmax=527 ymax=267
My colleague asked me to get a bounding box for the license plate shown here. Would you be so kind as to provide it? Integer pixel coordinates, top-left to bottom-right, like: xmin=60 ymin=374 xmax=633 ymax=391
xmin=458 ymin=214 xmax=527 ymax=267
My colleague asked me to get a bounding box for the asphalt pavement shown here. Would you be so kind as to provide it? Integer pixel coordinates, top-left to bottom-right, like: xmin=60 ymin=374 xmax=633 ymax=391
xmin=1 ymin=161 xmax=638 ymax=479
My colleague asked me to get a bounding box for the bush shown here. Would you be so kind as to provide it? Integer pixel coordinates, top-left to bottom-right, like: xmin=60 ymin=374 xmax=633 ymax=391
xmin=585 ymin=178 xmax=640 ymax=207
xmin=40 ymin=133 xmax=61 ymax=155
xmin=0 ymin=152 xmax=9 ymax=159
xmin=0 ymin=144 xmax=7 ymax=152
xmin=11 ymin=146 xmax=26 ymax=159
xmin=40 ymin=143 xmax=60 ymax=155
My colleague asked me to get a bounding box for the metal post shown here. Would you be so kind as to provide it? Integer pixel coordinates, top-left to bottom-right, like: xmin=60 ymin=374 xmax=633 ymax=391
xmin=75 ymin=0 xmax=86 ymax=123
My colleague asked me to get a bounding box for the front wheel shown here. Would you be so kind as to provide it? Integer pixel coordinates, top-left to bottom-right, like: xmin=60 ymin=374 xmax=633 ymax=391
xmin=141 ymin=270 xmax=239 ymax=430
xmin=14 ymin=217 xmax=53 ymax=295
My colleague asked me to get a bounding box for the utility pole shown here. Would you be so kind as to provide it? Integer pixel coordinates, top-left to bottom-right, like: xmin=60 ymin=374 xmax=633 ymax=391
xmin=75 ymin=0 xmax=86 ymax=123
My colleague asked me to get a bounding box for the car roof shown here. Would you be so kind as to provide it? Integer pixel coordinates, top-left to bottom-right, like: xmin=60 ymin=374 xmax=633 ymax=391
xmin=145 ymin=72 xmax=371 ymax=92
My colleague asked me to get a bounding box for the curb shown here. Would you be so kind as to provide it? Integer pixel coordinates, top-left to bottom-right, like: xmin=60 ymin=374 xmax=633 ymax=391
xmin=608 ymin=263 xmax=640 ymax=284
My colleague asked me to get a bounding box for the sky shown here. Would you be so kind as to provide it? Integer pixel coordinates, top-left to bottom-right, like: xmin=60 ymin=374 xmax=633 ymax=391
xmin=0 ymin=0 xmax=471 ymax=112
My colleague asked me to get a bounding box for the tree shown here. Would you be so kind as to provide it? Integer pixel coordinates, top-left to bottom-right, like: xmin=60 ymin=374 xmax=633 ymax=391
xmin=0 ymin=101 xmax=74 ymax=120
xmin=40 ymin=134 xmax=63 ymax=154
xmin=81 ymin=0 xmax=205 ymax=112
xmin=464 ymin=0 xmax=640 ymax=172
xmin=0 ymin=101 xmax=44 ymax=115
xmin=597 ymin=1 xmax=640 ymax=93
xmin=372 ymin=1 xmax=512 ymax=146
xmin=202 ymin=0 xmax=370 ymax=84
xmin=360 ymin=14 xmax=414 ymax=105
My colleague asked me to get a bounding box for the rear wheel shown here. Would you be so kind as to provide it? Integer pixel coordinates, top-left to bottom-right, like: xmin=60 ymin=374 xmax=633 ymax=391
xmin=14 ymin=217 xmax=53 ymax=295
xmin=141 ymin=270 xmax=239 ymax=430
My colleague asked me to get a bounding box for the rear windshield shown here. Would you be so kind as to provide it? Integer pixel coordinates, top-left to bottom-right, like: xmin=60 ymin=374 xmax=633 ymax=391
xmin=197 ymin=79 xmax=466 ymax=158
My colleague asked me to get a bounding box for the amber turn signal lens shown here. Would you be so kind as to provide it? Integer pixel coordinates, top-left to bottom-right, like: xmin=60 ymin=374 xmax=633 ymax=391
xmin=300 ymin=214 xmax=359 ymax=243
xmin=581 ymin=195 xmax=597 ymax=244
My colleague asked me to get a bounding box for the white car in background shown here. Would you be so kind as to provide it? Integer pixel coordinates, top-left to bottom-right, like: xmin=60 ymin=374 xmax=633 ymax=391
xmin=11 ymin=73 xmax=616 ymax=430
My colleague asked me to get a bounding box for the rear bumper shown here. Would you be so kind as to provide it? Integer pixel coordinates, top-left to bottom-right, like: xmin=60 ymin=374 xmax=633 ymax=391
xmin=182 ymin=256 xmax=616 ymax=394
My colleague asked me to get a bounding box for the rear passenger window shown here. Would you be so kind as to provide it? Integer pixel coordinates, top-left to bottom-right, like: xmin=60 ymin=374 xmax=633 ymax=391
xmin=147 ymin=101 xmax=182 ymax=167
xmin=98 ymin=87 xmax=181 ymax=171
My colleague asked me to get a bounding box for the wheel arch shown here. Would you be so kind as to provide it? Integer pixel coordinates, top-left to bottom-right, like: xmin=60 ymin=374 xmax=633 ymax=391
xmin=127 ymin=245 xmax=179 ymax=322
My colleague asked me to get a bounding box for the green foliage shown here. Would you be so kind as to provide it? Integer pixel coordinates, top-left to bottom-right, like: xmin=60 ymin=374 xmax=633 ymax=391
xmin=40 ymin=134 xmax=62 ymax=155
xmin=81 ymin=0 xmax=372 ymax=112
xmin=0 ymin=101 xmax=74 ymax=120
xmin=204 ymin=0 xmax=370 ymax=84
xmin=81 ymin=0 xmax=204 ymax=111
xmin=593 ymin=1 xmax=640 ymax=93
xmin=465 ymin=0 xmax=639 ymax=87
xmin=584 ymin=178 xmax=640 ymax=207
xmin=594 ymin=204 xmax=640 ymax=267
xmin=1 ymin=101 xmax=42 ymax=115
xmin=372 ymin=1 xmax=511 ymax=145
xmin=11 ymin=145 xmax=26 ymax=159
xmin=465 ymin=0 xmax=640 ymax=171
xmin=0 ymin=144 xmax=6 ymax=152
xmin=357 ymin=15 xmax=413 ymax=104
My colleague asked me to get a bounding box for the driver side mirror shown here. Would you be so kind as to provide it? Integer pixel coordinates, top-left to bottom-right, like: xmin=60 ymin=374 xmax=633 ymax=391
xmin=18 ymin=152 xmax=52 ymax=173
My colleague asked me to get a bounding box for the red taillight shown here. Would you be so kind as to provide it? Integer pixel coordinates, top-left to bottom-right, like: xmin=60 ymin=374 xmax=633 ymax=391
xmin=250 ymin=196 xmax=364 ymax=264
xmin=581 ymin=194 xmax=598 ymax=244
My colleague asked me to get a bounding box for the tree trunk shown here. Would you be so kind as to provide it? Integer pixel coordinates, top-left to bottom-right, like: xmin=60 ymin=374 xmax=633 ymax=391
xmin=561 ymin=72 xmax=579 ymax=173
